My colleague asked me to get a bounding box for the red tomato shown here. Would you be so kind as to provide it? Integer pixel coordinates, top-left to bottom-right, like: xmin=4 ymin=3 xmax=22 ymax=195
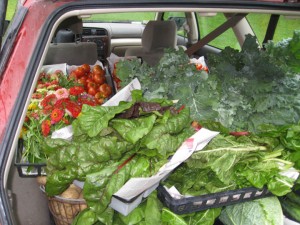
xmin=88 ymin=87 xmax=97 ymax=96
xmin=87 ymin=81 xmax=97 ymax=89
xmin=99 ymin=83 xmax=112 ymax=98
xmin=86 ymin=77 xmax=93 ymax=84
xmin=77 ymin=76 xmax=87 ymax=87
xmin=93 ymin=65 xmax=102 ymax=72
xmin=195 ymin=63 xmax=202 ymax=70
xmin=93 ymin=73 xmax=106 ymax=85
xmin=95 ymin=97 xmax=105 ymax=105
xmin=95 ymin=91 xmax=104 ymax=99
xmin=74 ymin=67 xmax=85 ymax=78
xmin=93 ymin=65 xmax=105 ymax=76
xmin=94 ymin=92 xmax=105 ymax=105
xmin=87 ymin=72 xmax=94 ymax=79
xmin=81 ymin=64 xmax=90 ymax=74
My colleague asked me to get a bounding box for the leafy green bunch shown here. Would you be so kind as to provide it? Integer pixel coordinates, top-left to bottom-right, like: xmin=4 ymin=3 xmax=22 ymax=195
xmin=116 ymin=31 xmax=300 ymax=133
xmin=41 ymin=90 xmax=195 ymax=224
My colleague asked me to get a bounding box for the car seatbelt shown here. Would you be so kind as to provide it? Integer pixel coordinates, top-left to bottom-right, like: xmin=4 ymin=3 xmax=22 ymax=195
xmin=185 ymin=13 xmax=247 ymax=57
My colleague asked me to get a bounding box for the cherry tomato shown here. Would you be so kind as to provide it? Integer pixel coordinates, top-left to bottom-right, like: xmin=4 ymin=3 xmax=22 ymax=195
xmin=74 ymin=67 xmax=85 ymax=79
xmin=93 ymin=65 xmax=105 ymax=76
xmin=88 ymin=87 xmax=97 ymax=96
xmin=93 ymin=65 xmax=102 ymax=72
xmin=87 ymin=81 xmax=97 ymax=89
xmin=195 ymin=63 xmax=202 ymax=70
xmin=95 ymin=97 xmax=105 ymax=105
xmin=86 ymin=77 xmax=93 ymax=84
xmin=99 ymin=83 xmax=112 ymax=98
xmin=87 ymin=72 xmax=94 ymax=79
xmin=81 ymin=64 xmax=90 ymax=74
xmin=93 ymin=73 xmax=106 ymax=85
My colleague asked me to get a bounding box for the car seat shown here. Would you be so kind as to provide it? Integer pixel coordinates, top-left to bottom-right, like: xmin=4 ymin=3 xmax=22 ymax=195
xmin=44 ymin=17 xmax=98 ymax=65
xmin=125 ymin=20 xmax=177 ymax=66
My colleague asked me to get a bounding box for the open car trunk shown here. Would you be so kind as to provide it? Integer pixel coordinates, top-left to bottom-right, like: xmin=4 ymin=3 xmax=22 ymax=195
xmin=1 ymin=1 xmax=300 ymax=225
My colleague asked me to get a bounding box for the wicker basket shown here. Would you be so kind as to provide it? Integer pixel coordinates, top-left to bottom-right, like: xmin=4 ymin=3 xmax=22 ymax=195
xmin=41 ymin=186 xmax=87 ymax=225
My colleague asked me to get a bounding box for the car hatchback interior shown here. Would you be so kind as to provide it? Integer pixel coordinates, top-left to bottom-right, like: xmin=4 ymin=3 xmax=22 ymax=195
xmin=5 ymin=6 xmax=300 ymax=225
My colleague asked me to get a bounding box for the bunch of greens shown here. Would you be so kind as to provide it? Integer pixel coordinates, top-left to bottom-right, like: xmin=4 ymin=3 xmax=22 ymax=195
xmin=252 ymin=122 xmax=300 ymax=170
xmin=41 ymin=90 xmax=195 ymax=224
xmin=160 ymin=121 xmax=300 ymax=225
xmin=116 ymin=30 xmax=300 ymax=132
xmin=163 ymin=133 xmax=295 ymax=197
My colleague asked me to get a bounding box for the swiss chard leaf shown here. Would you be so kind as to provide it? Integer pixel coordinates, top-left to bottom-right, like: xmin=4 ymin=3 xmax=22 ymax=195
xmin=110 ymin=114 xmax=157 ymax=144
xmin=75 ymin=102 xmax=133 ymax=137
xmin=161 ymin=208 xmax=187 ymax=225
xmin=182 ymin=208 xmax=222 ymax=225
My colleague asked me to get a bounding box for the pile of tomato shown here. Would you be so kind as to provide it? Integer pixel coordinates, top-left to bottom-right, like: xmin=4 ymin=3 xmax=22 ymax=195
xmin=69 ymin=64 xmax=113 ymax=104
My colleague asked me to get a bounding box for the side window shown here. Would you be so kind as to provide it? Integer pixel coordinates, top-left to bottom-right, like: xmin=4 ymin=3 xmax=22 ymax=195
xmin=6 ymin=1 xmax=18 ymax=20
xmin=196 ymin=13 xmax=241 ymax=50
xmin=163 ymin=12 xmax=187 ymax=37
xmin=248 ymin=14 xmax=300 ymax=45
xmin=84 ymin=12 xmax=156 ymax=23
xmin=273 ymin=16 xmax=300 ymax=42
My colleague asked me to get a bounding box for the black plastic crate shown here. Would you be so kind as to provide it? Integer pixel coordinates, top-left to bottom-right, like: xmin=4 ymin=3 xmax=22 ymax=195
xmin=14 ymin=139 xmax=46 ymax=177
xmin=157 ymin=184 xmax=272 ymax=215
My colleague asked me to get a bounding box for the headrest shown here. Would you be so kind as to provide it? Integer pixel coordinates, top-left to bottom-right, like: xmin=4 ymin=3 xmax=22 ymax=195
xmin=56 ymin=17 xmax=83 ymax=35
xmin=142 ymin=20 xmax=177 ymax=53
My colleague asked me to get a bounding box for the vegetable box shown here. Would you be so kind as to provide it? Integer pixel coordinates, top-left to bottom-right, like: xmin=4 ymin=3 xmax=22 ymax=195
xmin=14 ymin=139 xmax=47 ymax=177
xmin=157 ymin=184 xmax=272 ymax=215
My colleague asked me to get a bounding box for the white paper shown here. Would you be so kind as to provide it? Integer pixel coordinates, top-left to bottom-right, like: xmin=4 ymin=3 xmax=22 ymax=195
xmin=284 ymin=217 xmax=300 ymax=225
xmin=190 ymin=56 xmax=207 ymax=68
xmin=113 ymin=175 xmax=166 ymax=201
xmin=102 ymin=78 xmax=141 ymax=106
xmin=157 ymin=128 xmax=219 ymax=176
xmin=51 ymin=125 xmax=73 ymax=140
xmin=42 ymin=63 xmax=67 ymax=75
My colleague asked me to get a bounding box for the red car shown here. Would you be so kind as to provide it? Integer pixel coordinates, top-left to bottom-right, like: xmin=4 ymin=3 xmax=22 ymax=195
xmin=0 ymin=0 xmax=300 ymax=224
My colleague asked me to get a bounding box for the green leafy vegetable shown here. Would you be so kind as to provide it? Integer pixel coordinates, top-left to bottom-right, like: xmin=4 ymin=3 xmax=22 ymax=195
xmin=44 ymin=91 xmax=195 ymax=224
xmin=74 ymin=102 xmax=133 ymax=137
xmin=219 ymin=197 xmax=283 ymax=225
xmin=161 ymin=207 xmax=221 ymax=225
xmin=116 ymin=32 xmax=300 ymax=133
xmin=164 ymin=134 xmax=295 ymax=197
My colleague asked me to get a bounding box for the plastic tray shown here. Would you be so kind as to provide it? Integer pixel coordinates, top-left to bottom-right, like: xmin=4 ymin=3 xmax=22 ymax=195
xmin=14 ymin=139 xmax=47 ymax=177
xmin=157 ymin=184 xmax=272 ymax=214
